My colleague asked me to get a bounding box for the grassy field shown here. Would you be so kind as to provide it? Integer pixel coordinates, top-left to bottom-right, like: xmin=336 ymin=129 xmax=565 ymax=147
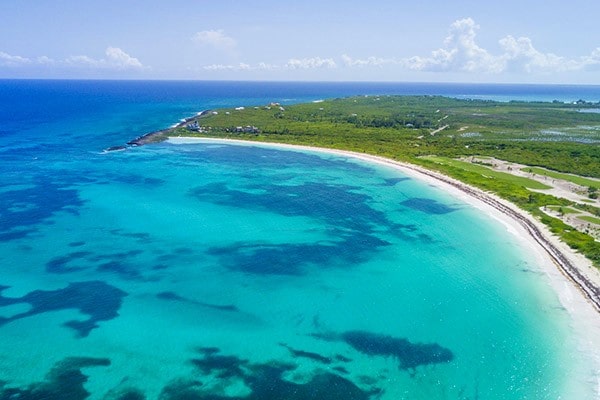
xmin=580 ymin=215 xmax=600 ymax=224
xmin=422 ymin=156 xmax=551 ymax=189
xmin=522 ymin=166 xmax=600 ymax=187
xmin=165 ymin=95 xmax=600 ymax=267
xmin=547 ymin=205 xmax=581 ymax=214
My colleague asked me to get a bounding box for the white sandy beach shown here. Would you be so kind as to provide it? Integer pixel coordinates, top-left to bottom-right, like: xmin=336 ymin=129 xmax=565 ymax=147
xmin=169 ymin=136 xmax=600 ymax=391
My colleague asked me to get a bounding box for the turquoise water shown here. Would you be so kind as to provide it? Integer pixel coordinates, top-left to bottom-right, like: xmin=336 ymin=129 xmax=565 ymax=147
xmin=0 ymin=81 xmax=599 ymax=399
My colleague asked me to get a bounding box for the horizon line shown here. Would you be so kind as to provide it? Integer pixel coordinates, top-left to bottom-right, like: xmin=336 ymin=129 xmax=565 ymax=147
xmin=2 ymin=78 xmax=600 ymax=87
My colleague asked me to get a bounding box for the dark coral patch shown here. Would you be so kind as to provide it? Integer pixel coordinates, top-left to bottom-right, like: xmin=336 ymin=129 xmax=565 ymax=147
xmin=97 ymin=261 xmax=143 ymax=280
xmin=0 ymin=179 xmax=83 ymax=241
xmin=335 ymin=354 xmax=352 ymax=363
xmin=194 ymin=179 xmax=427 ymax=276
xmin=0 ymin=281 xmax=127 ymax=337
xmin=46 ymin=249 xmax=150 ymax=281
xmin=382 ymin=177 xmax=410 ymax=186
xmin=109 ymin=229 xmax=153 ymax=243
xmin=156 ymin=291 xmax=187 ymax=302
xmin=173 ymin=348 xmax=377 ymax=400
xmin=207 ymin=232 xmax=389 ymax=276
xmin=156 ymin=291 xmax=239 ymax=312
xmin=400 ymin=198 xmax=459 ymax=215
xmin=350 ymin=330 xmax=452 ymax=370
xmin=159 ymin=379 xmax=207 ymax=400
xmin=333 ymin=366 xmax=349 ymax=374
xmin=191 ymin=349 xmax=249 ymax=380
xmin=182 ymin=144 xmax=374 ymax=175
xmin=111 ymin=174 xmax=166 ymax=187
xmin=279 ymin=343 xmax=332 ymax=364
xmin=189 ymin=181 xmax=390 ymax=232
xmin=46 ymin=251 xmax=92 ymax=273
xmin=112 ymin=391 xmax=146 ymax=400
xmin=196 ymin=347 xmax=220 ymax=355
xmin=104 ymin=386 xmax=147 ymax=400
xmin=312 ymin=330 xmax=453 ymax=370
xmin=246 ymin=364 xmax=375 ymax=400
xmin=0 ymin=356 xmax=110 ymax=400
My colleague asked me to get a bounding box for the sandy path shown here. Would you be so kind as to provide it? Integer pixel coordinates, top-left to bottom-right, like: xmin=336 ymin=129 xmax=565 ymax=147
xmin=429 ymin=124 xmax=449 ymax=135
xmin=464 ymin=156 xmax=600 ymax=207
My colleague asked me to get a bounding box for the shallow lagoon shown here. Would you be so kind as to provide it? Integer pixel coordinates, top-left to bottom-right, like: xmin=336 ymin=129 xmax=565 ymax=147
xmin=0 ymin=139 xmax=594 ymax=399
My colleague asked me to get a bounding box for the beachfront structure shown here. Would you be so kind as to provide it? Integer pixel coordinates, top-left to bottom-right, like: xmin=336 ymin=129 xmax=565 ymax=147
xmin=186 ymin=121 xmax=201 ymax=132
xmin=235 ymin=125 xmax=260 ymax=133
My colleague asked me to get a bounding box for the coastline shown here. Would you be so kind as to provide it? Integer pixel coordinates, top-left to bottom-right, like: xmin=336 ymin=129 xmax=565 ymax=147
xmin=124 ymin=111 xmax=210 ymax=147
xmin=168 ymin=137 xmax=600 ymax=313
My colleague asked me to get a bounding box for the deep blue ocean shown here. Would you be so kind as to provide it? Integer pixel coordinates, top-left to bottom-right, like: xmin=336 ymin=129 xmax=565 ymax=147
xmin=1 ymin=80 xmax=600 ymax=399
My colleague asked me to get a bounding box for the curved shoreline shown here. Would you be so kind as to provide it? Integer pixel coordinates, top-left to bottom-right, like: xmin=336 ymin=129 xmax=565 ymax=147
xmin=167 ymin=136 xmax=600 ymax=314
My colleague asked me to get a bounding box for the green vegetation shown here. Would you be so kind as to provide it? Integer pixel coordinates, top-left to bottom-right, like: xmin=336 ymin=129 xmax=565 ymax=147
xmin=422 ymin=156 xmax=551 ymax=189
xmin=574 ymin=203 xmax=600 ymax=217
xmin=580 ymin=215 xmax=600 ymax=224
xmin=175 ymin=96 xmax=600 ymax=177
xmin=166 ymin=95 xmax=600 ymax=267
xmin=522 ymin=166 xmax=600 ymax=187
xmin=547 ymin=205 xmax=580 ymax=215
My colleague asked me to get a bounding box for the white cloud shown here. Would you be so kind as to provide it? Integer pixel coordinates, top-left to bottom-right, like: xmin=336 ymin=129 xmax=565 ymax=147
xmin=0 ymin=51 xmax=31 ymax=66
xmin=36 ymin=56 xmax=56 ymax=65
xmin=202 ymin=62 xmax=279 ymax=71
xmin=65 ymin=55 xmax=100 ymax=67
xmin=192 ymin=30 xmax=237 ymax=52
xmin=1 ymin=47 xmax=146 ymax=71
xmin=202 ymin=64 xmax=230 ymax=71
xmin=581 ymin=48 xmax=600 ymax=70
xmin=285 ymin=57 xmax=337 ymax=69
xmin=257 ymin=62 xmax=279 ymax=70
xmin=341 ymin=54 xmax=392 ymax=67
xmin=203 ymin=62 xmax=252 ymax=71
xmin=194 ymin=20 xmax=600 ymax=78
xmin=202 ymin=58 xmax=338 ymax=72
xmin=401 ymin=17 xmax=600 ymax=75
xmin=404 ymin=18 xmax=502 ymax=73
xmin=105 ymin=47 xmax=143 ymax=69
xmin=63 ymin=47 xmax=145 ymax=70
xmin=498 ymin=36 xmax=574 ymax=72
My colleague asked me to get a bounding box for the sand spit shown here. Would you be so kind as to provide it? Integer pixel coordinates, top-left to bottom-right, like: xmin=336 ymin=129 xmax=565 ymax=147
xmin=123 ymin=111 xmax=210 ymax=147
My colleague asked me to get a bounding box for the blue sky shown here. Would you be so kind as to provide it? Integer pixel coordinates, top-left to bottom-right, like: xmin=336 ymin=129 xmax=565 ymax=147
xmin=2 ymin=0 xmax=600 ymax=83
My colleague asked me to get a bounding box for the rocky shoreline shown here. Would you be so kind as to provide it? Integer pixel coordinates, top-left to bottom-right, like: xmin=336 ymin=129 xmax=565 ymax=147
xmin=105 ymin=111 xmax=211 ymax=151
